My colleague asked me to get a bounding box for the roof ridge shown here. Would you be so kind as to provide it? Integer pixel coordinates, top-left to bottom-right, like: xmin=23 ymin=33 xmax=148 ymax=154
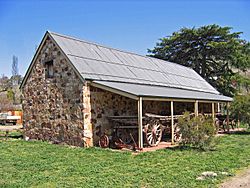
xmin=48 ymin=31 xmax=191 ymax=70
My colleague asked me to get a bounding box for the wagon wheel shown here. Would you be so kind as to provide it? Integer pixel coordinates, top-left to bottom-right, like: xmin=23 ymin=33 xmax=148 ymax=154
xmin=99 ymin=135 xmax=109 ymax=148
xmin=173 ymin=123 xmax=182 ymax=142
xmin=145 ymin=120 xmax=163 ymax=146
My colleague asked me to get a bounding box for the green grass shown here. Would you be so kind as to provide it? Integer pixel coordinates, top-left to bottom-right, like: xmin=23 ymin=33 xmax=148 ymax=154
xmin=0 ymin=132 xmax=250 ymax=188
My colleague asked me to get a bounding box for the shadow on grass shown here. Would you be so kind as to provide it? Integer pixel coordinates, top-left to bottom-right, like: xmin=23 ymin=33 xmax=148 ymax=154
xmin=229 ymin=130 xmax=250 ymax=135
xmin=10 ymin=135 xmax=23 ymax=139
xmin=0 ymin=135 xmax=23 ymax=139
xmin=221 ymin=130 xmax=250 ymax=135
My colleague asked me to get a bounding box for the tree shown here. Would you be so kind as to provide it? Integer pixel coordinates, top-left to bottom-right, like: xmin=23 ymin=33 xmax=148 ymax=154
xmin=7 ymin=88 xmax=15 ymax=103
xmin=230 ymin=94 xmax=250 ymax=127
xmin=0 ymin=94 xmax=14 ymax=112
xmin=12 ymin=55 xmax=19 ymax=86
xmin=12 ymin=55 xmax=18 ymax=77
xmin=148 ymin=24 xmax=250 ymax=96
xmin=0 ymin=75 xmax=12 ymax=91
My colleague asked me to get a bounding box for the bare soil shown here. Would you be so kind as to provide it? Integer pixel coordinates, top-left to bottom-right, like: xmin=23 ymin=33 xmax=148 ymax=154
xmin=220 ymin=168 xmax=250 ymax=188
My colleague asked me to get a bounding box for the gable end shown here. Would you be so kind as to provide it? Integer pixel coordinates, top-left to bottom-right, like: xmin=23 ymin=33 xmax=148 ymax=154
xmin=20 ymin=31 xmax=84 ymax=89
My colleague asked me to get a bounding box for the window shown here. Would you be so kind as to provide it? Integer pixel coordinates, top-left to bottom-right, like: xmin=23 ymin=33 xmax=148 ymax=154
xmin=45 ymin=60 xmax=54 ymax=78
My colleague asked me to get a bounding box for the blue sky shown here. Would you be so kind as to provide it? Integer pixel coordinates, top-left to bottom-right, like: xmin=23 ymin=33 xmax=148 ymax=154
xmin=0 ymin=0 xmax=249 ymax=77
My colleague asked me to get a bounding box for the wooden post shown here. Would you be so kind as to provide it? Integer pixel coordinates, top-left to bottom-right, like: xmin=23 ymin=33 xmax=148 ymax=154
xmin=226 ymin=102 xmax=230 ymax=132
xmin=237 ymin=118 xmax=240 ymax=130
xmin=171 ymin=100 xmax=174 ymax=145
xmin=194 ymin=100 xmax=199 ymax=117
xmin=217 ymin=102 xmax=220 ymax=113
xmin=212 ymin=102 xmax=215 ymax=126
xmin=138 ymin=97 xmax=143 ymax=149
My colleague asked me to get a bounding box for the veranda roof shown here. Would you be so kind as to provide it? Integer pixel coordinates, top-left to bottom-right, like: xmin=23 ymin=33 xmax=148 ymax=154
xmin=93 ymin=81 xmax=233 ymax=102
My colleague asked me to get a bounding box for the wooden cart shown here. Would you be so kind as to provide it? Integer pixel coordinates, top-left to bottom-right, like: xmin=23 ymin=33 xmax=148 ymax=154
xmin=215 ymin=114 xmax=236 ymax=132
xmin=98 ymin=113 xmax=183 ymax=148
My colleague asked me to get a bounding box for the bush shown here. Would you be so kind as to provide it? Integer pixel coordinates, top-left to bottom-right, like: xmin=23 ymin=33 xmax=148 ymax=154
xmin=178 ymin=112 xmax=217 ymax=150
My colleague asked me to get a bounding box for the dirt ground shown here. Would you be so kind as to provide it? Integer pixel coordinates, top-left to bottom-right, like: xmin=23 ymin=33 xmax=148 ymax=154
xmin=220 ymin=168 xmax=250 ymax=188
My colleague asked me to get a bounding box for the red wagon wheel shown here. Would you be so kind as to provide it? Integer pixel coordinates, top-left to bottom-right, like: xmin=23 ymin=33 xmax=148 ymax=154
xmin=145 ymin=120 xmax=163 ymax=147
xmin=99 ymin=135 xmax=109 ymax=148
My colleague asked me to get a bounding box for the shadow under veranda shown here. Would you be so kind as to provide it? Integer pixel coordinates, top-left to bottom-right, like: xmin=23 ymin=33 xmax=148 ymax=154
xmin=220 ymin=129 xmax=250 ymax=136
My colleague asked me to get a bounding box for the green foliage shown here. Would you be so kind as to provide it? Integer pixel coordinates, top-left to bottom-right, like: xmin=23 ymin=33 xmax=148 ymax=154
xmin=0 ymin=75 xmax=12 ymax=91
xmin=178 ymin=112 xmax=217 ymax=150
xmin=149 ymin=24 xmax=250 ymax=97
xmin=1 ymin=133 xmax=250 ymax=187
xmin=0 ymin=74 xmax=23 ymax=108
xmin=230 ymin=94 xmax=250 ymax=126
xmin=232 ymin=73 xmax=250 ymax=94
xmin=6 ymin=88 xmax=15 ymax=102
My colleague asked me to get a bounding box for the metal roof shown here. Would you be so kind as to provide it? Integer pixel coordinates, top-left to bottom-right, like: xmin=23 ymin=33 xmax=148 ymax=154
xmin=49 ymin=32 xmax=219 ymax=94
xmin=21 ymin=31 xmax=233 ymax=102
xmin=93 ymin=81 xmax=233 ymax=102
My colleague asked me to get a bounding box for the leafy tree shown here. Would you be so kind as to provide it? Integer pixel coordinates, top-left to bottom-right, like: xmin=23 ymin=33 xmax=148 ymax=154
xmin=0 ymin=95 xmax=14 ymax=111
xmin=232 ymin=73 xmax=250 ymax=94
xmin=148 ymin=24 xmax=250 ymax=96
xmin=230 ymin=94 xmax=250 ymax=127
xmin=0 ymin=75 xmax=12 ymax=91
xmin=7 ymin=88 xmax=15 ymax=103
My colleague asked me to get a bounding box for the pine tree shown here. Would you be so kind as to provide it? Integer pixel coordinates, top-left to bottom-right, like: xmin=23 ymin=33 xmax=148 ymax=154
xmin=148 ymin=25 xmax=250 ymax=96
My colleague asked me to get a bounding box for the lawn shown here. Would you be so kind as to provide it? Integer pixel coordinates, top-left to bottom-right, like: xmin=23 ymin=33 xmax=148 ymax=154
xmin=0 ymin=132 xmax=250 ymax=188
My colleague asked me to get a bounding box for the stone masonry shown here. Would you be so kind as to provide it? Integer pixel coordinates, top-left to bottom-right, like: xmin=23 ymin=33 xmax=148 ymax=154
xmin=89 ymin=86 xmax=137 ymax=145
xmin=22 ymin=36 xmax=85 ymax=146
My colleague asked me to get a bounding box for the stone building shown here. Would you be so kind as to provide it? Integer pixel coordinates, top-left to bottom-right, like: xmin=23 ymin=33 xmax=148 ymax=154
xmin=20 ymin=31 xmax=232 ymax=148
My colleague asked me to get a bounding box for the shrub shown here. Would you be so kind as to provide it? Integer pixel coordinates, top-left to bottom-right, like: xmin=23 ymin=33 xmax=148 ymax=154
xmin=178 ymin=112 xmax=217 ymax=150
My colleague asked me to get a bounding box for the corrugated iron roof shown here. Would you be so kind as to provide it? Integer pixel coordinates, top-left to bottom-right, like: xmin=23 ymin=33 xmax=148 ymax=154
xmin=49 ymin=32 xmax=220 ymax=94
xmin=93 ymin=81 xmax=233 ymax=102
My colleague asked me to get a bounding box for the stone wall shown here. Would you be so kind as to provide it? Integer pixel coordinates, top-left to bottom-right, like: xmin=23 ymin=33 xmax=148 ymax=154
xmin=82 ymin=82 xmax=93 ymax=147
xmin=22 ymin=36 xmax=85 ymax=146
xmin=143 ymin=101 xmax=170 ymax=115
xmin=88 ymin=86 xmax=138 ymax=145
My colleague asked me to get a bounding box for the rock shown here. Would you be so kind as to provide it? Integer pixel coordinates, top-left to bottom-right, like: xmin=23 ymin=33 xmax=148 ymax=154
xmin=201 ymin=171 xmax=218 ymax=177
xmin=197 ymin=171 xmax=218 ymax=180
xmin=220 ymin=172 xmax=229 ymax=176
xmin=196 ymin=176 xmax=205 ymax=180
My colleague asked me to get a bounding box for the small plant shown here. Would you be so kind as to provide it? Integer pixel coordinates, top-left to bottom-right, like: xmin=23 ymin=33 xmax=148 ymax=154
xmin=178 ymin=112 xmax=217 ymax=150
